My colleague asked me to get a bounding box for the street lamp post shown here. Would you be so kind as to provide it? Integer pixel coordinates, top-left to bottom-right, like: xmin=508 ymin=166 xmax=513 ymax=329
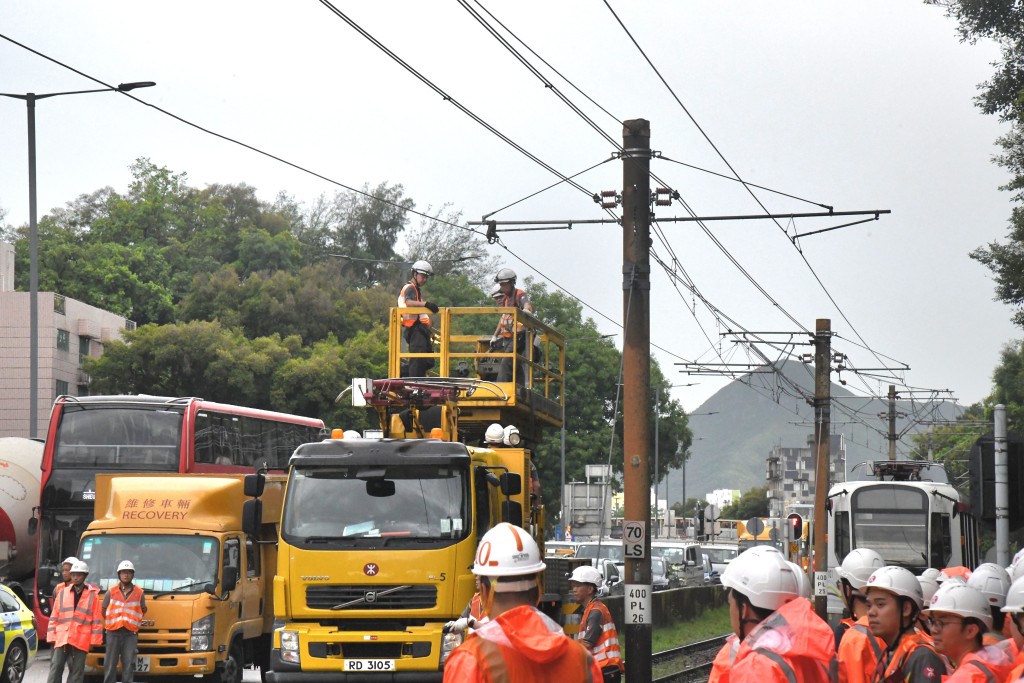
xmin=0 ymin=81 xmax=155 ymax=438
xmin=559 ymin=333 xmax=615 ymax=539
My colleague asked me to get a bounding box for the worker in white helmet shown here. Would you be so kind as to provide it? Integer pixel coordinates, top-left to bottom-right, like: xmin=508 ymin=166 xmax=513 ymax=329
xmin=834 ymin=548 xmax=885 ymax=683
xmin=568 ymin=565 xmax=623 ymax=682
xmin=922 ymin=583 xmax=1015 ymax=681
xmin=966 ymin=562 xmax=1011 ymax=645
xmin=490 ymin=268 xmax=533 ymax=384
xmin=1000 ymin=576 xmax=1024 ymax=679
xmin=46 ymin=560 xmax=103 ymax=683
xmin=398 ymin=260 xmax=438 ymax=378
xmin=103 ymin=560 xmax=147 ymax=683
xmin=442 ymin=523 xmax=601 ymax=682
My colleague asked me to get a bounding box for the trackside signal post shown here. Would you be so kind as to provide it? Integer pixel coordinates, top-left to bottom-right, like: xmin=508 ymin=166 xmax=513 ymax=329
xmin=622 ymin=119 xmax=653 ymax=683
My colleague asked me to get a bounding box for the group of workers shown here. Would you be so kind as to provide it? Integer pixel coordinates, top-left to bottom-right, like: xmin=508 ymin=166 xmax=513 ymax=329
xmin=46 ymin=557 xmax=146 ymax=683
xmin=442 ymin=522 xmax=624 ymax=683
xmin=398 ymin=261 xmax=534 ymax=382
xmin=708 ymin=545 xmax=1024 ymax=682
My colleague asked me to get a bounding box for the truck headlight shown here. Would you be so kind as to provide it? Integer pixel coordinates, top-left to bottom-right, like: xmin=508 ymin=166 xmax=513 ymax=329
xmin=440 ymin=631 xmax=463 ymax=664
xmin=280 ymin=630 xmax=300 ymax=664
xmin=191 ymin=614 xmax=214 ymax=652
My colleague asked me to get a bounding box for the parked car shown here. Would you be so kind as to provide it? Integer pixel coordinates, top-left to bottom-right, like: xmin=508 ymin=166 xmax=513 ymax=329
xmin=651 ymin=557 xmax=672 ymax=591
xmin=0 ymin=583 xmax=36 ymax=683
xmin=651 ymin=541 xmax=704 ymax=586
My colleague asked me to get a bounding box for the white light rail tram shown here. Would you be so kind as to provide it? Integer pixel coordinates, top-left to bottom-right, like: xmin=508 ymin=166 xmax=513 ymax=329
xmin=826 ymin=460 xmax=979 ymax=615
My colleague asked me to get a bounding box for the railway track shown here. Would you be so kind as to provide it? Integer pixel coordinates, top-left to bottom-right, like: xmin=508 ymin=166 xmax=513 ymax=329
xmin=651 ymin=634 xmax=728 ymax=683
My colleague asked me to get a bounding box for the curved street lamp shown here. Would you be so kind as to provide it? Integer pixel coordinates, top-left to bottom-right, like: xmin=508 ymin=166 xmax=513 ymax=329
xmin=0 ymin=81 xmax=155 ymax=437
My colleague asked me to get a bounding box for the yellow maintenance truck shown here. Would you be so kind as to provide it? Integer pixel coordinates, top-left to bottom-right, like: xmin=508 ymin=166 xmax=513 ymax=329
xmin=266 ymin=305 xmax=566 ymax=682
xmin=78 ymin=472 xmax=284 ymax=683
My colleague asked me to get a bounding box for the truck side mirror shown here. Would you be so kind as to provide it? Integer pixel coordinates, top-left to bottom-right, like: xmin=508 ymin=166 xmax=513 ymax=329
xmin=242 ymin=500 xmax=262 ymax=537
xmin=244 ymin=473 xmax=265 ymax=498
xmin=27 ymin=518 xmax=37 ymax=535
xmin=499 ymin=473 xmax=521 ymax=496
xmin=221 ymin=566 xmax=239 ymax=593
xmin=501 ymin=500 xmax=523 ymax=527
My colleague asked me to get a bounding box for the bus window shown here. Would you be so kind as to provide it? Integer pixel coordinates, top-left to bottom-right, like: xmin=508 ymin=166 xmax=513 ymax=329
xmin=835 ymin=511 xmax=850 ymax=561
xmin=930 ymin=512 xmax=952 ymax=569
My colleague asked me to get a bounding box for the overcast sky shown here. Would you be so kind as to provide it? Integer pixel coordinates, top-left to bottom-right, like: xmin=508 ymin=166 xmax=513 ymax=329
xmin=1 ymin=1 xmax=1018 ymax=416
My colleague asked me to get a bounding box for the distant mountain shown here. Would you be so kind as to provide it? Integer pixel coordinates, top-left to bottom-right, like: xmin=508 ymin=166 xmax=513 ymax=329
xmin=661 ymin=360 xmax=960 ymax=507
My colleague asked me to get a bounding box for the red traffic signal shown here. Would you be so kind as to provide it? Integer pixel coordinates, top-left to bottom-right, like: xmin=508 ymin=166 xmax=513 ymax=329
xmin=787 ymin=513 xmax=803 ymax=541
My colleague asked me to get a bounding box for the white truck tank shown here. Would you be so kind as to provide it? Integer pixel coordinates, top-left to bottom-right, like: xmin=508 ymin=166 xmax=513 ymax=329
xmin=0 ymin=437 xmax=42 ymax=580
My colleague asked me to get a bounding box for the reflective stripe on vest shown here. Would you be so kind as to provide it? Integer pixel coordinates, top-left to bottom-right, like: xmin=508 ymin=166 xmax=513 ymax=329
xmin=852 ymin=623 xmax=884 ymax=661
xmin=754 ymin=647 xmax=799 ymax=683
xmin=105 ymin=585 xmax=144 ymax=631
xmin=965 ymin=659 xmax=997 ymax=683
xmin=47 ymin=585 xmax=103 ymax=650
xmin=466 ymin=628 xmax=596 ymax=683
xmin=577 ymin=600 xmax=623 ymax=670
xmin=399 ymin=283 xmax=430 ymax=327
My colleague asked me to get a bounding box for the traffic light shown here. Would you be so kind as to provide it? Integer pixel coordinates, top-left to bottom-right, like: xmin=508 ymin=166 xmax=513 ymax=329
xmin=787 ymin=513 xmax=803 ymax=542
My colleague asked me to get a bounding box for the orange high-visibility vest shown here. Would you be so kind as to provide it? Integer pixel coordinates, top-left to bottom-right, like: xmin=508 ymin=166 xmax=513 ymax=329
xmin=47 ymin=584 xmax=104 ymax=651
xmin=399 ymin=283 xmax=430 ymax=327
xmin=497 ymin=290 xmax=527 ymax=338
xmin=469 ymin=593 xmax=484 ymax=621
xmin=577 ymin=599 xmax=624 ymax=672
xmin=105 ymin=585 xmax=144 ymax=632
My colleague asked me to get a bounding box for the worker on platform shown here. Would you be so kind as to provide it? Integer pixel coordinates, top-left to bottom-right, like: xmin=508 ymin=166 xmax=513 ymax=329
xmin=569 ymin=565 xmax=624 ymax=683
xmin=835 ymin=548 xmax=886 ymax=683
xmin=921 ymin=583 xmax=1015 ymax=682
xmin=442 ymin=523 xmax=601 ymax=682
xmin=46 ymin=560 xmax=104 ymax=683
xmin=103 ymin=560 xmax=147 ymax=683
xmin=711 ymin=545 xmax=835 ymax=683
xmin=398 ymin=260 xmax=438 ymax=378
xmin=863 ymin=565 xmax=948 ymax=682
xmin=491 ymin=268 xmax=533 ymax=384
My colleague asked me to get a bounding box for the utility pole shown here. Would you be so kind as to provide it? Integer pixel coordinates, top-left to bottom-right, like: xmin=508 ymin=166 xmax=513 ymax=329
xmin=813 ymin=319 xmax=831 ymax=619
xmin=888 ymin=384 xmax=897 ymax=461
xmin=995 ymin=404 xmax=1009 ymax=566
xmin=621 ymin=119 xmax=652 ymax=683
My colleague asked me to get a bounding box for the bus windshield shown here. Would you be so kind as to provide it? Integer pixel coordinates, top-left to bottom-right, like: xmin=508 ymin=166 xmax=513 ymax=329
xmin=54 ymin=407 xmax=183 ymax=469
xmin=79 ymin=533 xmax=219 ymax=593
xmin=852 ymin=485 xmax=929 ymax=568
xmin=281 ymin=465 xmax=469 ymax=545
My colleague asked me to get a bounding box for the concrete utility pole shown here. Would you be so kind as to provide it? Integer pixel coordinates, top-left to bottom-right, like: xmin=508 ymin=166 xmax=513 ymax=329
xmin=995 ymin=404 xmax=1009 ymax=566
xmin=621 ymin=119 xmax=652 ymax=683
xmin=888 ymin=385 xmax=897 ymax=461
xmin=813 ymin=319 xmax=831 ymax=619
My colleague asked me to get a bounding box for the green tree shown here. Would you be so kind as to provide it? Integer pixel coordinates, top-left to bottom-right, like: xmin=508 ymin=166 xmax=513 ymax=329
xmin=721 ymin=486 xmax=770 ymax=520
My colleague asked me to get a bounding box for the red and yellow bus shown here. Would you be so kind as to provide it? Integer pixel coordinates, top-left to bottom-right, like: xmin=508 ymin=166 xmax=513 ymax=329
xmin=31 ymin=394 xmax=324 ymax=629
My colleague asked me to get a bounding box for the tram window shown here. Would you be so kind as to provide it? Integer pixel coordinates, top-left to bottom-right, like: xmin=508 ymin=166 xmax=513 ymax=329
xmin=835 ymin=512 xmax=850 ymax=561
xmin=930 ymin=513 xmax=952 ymax=568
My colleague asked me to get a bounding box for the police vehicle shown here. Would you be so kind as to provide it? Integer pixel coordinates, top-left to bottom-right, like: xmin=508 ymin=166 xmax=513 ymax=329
xmin=0 ymin=583 xmax=36 ymax=683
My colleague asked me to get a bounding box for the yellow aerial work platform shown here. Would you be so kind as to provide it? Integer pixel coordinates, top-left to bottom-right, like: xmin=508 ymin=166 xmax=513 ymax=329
xmin=384 ymin=306 xmax=564 ymax=442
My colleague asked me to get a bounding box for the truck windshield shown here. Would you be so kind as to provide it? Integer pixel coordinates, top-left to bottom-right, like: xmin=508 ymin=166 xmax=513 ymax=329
xmin=281 ymin=465 xmax=469 ymax=544
xmin=79 ymin=533 xmax=219 ymax=592
xmin=852 ymin=485 xmax=929 ymax=569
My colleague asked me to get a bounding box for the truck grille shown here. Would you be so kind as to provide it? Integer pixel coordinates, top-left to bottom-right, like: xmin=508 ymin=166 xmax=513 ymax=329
xmin=305 ymin=584 xmax=437 ymax=610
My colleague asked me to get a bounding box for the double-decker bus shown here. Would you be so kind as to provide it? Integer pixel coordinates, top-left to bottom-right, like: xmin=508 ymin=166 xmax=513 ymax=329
xmin=30 ymin=395 xmax=325 ymax=629
xmin=826 ymin=459 xmax=979 ymax=616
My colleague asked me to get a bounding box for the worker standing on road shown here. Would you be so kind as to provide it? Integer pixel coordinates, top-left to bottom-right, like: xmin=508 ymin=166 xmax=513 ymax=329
xmin=921 ymin=583 xmax=1014 ymax=682
xmin=491 ymin=268 xmax=533 ymax=384
xmin=103 ymin=560 xmax=147 ymax=683
xmin=398 ymin=260 xmax=438 ymax=378
xmin=46 ymin=560 xmax=104 ymax=683
xmin=863 ymin=565 xmax=948 ymax=682
xmin=713 ymin=545 xmax=836 ymax=683
xmin=47 ymin=557 xmax=81 ymax=679
xmin=835 ymin=548 xmax=886 ymax=683
xmin=568 ymin=565 xmax=624 ymax=683
xmin=442 ymin=522 xmax=601 ymax=682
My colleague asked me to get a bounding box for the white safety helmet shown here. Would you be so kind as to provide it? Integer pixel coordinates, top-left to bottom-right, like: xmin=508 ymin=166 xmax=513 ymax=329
xmin=1011 ymin=559 xmax=1024 ymax=584
xmin=787 ymin=562 xmax=812 ymax=600
xmin=411 ymin=260 xmax=433 ymax=276
xmin=494 ymin=267 xmax=516 ymax=284
xmin=918 ymin=574 xmax=940 ymax=605
xmin=341 ymin=430 xmax=362 ymax=439
xmin=923 ymin=583 xmax=993 ymax=630
xmin=472 ymin=523 xmax=546 ymax=591
xmin=568 ymin=565 xmax=604 ymax=588
xmin=720 ymin=546 xmax=800 ymax=612
xmin=865 ymin=566 xmax=925 ymax=609
xmin=484 ymin=423 xmax=504 ymax=445
xmin=967 ymin=563 xmax=1011 ymax=608
xmin=62 ymin=556 xmax=79 ymax=567
xmin=117 ymin=560 xmax=135 ymax=574
xmin=1012 ymin=548 xmax=1024 ymax=569
xmin=1000 ymin=576 xmax=1024 ymax=614
xmin=920 ymin=567 xmax=942 ymax=582
xmin=837 ymin=548 xmax=885 ymax=590
xmin=70 ymin=560 xmax=89 ymax=575
xmin=489 ymin=284 xmax=503 ymax=300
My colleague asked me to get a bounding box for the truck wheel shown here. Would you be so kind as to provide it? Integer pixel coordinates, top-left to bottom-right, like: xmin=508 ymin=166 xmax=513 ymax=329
xmin=208 ymin=639 xmax=243 ymax=683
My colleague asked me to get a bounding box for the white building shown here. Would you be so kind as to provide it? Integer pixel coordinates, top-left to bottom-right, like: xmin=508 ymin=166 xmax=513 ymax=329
xmin=0 ymin=242 xmax=133 ymax=438
xmin=705 ymin=488 xmax=740 ymax=510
